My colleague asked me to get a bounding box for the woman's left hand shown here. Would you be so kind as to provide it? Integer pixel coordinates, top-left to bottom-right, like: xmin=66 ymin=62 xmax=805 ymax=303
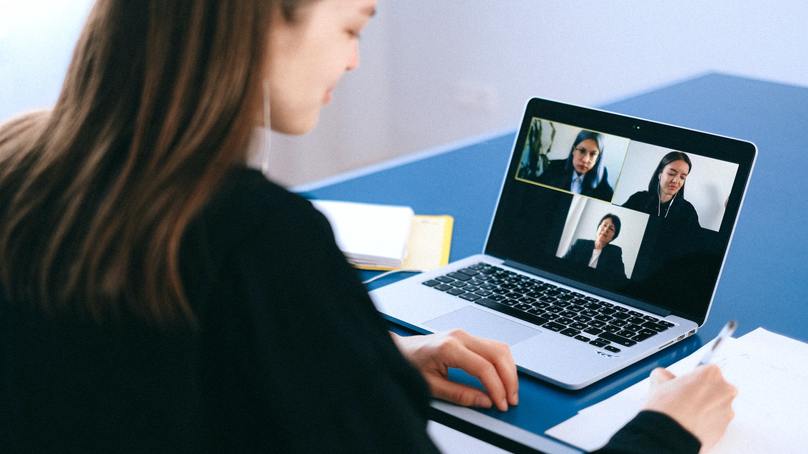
xmin=392 ymin=329 xmax=519 ymax=412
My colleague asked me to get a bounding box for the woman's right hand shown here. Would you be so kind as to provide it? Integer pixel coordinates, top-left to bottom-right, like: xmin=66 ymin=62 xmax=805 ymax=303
xmin=643 ymin=365 xmax=737 ymax=452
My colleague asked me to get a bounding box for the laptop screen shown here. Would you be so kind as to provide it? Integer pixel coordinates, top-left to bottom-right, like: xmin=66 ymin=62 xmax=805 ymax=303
xmin=486 ymin=98 xmax=755 ymax=325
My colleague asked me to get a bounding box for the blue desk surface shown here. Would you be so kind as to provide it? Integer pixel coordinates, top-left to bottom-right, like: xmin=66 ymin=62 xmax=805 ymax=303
xmin=304 ymin=73 xmax=808 ymax=448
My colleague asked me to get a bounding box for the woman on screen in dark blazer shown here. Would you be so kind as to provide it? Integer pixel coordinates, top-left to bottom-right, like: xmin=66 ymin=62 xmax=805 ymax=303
xmin=622 ymin=151 xmax=700 ymax=231
xmin=538 ymin=130 xmax=614 ymax=201
xmin=564 ymin=214 xmax=628 ymax=281
xmin=0 ymin=1 xmax=735 ymax=452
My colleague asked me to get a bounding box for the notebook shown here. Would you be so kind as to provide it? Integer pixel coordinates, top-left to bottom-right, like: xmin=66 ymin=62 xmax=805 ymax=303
xmin=370 ymin=98 xmax=756 ymax=389
xmin=312 ymin=200 xmax=453 ymax=271
xmin=312 ymin=200 xmax=414 ymax=269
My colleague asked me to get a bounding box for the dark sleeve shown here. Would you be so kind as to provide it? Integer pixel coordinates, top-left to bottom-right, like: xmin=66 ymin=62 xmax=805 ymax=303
xmin=563 ymin=240 xmax=587 ymax=264
xmin=593 ymin=410 xmax=700 ymax=454
xmin=685 ymin=200 xmax=701 ymax=230
xmin=608 ymin=245 xmax=627 ymax=281
xmin=621 ymin=192 xmax=647 ymax=211
xmin=224 ymin=193 xmax=439 ymax=453
xmin=591 ymin=168 xmax=614 ymax=202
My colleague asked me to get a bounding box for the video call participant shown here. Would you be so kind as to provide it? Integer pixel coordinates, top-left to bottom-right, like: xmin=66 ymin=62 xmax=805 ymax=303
xmin=621 ymin=151 xmax=703 ymax=281
xmin=622 ymin=151 xmax=700 ymax=231
xmin=0 ymin=0 xmax=735 ymax=452
xmin=563 ymin=213 xmax=628 ymax=281
xmin=538 ymin=130 xmax=614 ymax=202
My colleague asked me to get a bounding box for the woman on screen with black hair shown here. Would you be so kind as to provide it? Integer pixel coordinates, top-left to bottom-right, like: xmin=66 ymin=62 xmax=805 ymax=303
xmin=539 ymin=129 xmax=614 ymax=201
xmin=622 ymin=151 xmax=700 ymax=231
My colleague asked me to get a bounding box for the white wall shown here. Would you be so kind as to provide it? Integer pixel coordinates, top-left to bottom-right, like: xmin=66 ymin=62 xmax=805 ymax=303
xmin=2 ymin=1 xmax=807 ymax=186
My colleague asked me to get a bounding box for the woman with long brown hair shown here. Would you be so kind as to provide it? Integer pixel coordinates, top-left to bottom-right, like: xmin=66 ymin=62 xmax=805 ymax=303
xmin=0 ymin=1 xmax=735 ymax=452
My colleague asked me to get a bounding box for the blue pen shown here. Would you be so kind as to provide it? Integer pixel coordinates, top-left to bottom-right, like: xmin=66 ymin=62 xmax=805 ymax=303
xmin=697 ymin=320 xmax=737 ymax=367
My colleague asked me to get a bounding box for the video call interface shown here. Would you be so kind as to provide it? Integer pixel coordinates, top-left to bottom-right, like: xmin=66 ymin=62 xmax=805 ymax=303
xmin=488 ymin=117 xmax=741 ymax=323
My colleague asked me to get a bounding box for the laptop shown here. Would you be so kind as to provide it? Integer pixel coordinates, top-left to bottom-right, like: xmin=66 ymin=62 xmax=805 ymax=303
xmin=370 ymin=98 xmax=756 ymax=389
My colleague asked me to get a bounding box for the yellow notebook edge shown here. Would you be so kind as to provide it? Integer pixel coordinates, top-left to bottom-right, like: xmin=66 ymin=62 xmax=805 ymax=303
xmin=353 ymin=214 xmax=454 ymax=271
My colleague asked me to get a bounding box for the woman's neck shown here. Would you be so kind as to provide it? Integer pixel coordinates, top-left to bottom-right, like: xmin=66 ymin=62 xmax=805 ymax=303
xmin=658 ymin=191 xmax=674 ymax=203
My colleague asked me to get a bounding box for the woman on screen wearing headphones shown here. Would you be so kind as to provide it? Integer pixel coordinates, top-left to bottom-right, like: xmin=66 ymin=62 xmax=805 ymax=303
xmin=0 ymin=1 xmax=734 ymax=452
xmin=622 ymin=151 xmax=701 ymax=230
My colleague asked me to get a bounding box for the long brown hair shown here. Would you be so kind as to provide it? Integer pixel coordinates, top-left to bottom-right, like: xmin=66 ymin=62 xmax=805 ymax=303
xmin=0 ymin=1 xmax=310 ymax=326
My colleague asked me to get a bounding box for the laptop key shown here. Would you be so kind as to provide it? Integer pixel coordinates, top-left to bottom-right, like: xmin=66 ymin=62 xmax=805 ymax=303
xmin=543 ymin=322 xmax=565 ymax=332
xmin=617 ymin=329 xmax=637 ymax=338
xmin=560 ymin=328 xmax=580 ymax=337
xmin=459 ymin=293 xmax=481 ymax=301
xmin=599 ymin=332 xmax=637 ymax=347
xmin=434 ymin=284 xmax=452 ymax=291
xmin=584 ymin=327 xmax=604 ymax=336
xmin=436 ymin=276 xmax=455 ymax=283
xmin=632 ymin=331 xmax=656 ymax=342
xmin=570 ymin=322 xmax=587 ymax=330
xmin=422 ymin=280 xmax=440 ymax=287
xmin=590 ymin=338 xmax=610 ymax=347
xmin=447 ymin=272 xmax=471 ymax=281
xmin=474 ymin=298 xmax=549 ymax=327
xmin=447 ymin=288 xmax=465 ymax=296
xmin=556 ymin=317 xmax=573 ymax=325
xmin=604 ymin=345 xmax=621 ymax=353
xmin=574 ymin=335 xmax=591 ymax=342
xmin=642 ymin=321 xmax=669 ymax=332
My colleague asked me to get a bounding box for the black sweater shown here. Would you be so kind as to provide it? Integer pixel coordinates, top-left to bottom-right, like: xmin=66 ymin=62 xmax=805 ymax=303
xmin=0 ymin=167 xmax=698 ymax=453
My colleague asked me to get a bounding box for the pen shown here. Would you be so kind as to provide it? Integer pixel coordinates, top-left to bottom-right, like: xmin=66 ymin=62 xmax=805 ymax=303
xmin=696 ymin=320 xmax=737 ymax=367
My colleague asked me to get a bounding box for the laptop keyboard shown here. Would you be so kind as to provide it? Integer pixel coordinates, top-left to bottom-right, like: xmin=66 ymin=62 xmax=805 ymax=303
xmin=421 ymin=263 xmax=675 ymax=354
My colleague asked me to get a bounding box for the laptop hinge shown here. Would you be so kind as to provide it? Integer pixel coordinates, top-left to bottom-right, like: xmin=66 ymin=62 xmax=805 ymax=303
xmin=502 ymin=260 xmax=671 ymax=317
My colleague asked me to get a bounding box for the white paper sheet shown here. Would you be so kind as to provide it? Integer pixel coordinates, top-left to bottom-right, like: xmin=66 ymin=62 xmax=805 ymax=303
xmin=546 ymin=328 xmax=808 ymax=453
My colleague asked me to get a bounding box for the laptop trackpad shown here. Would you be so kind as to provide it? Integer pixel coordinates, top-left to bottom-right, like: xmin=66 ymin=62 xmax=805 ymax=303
xmin=424 ymin=306 xmax=539 ymax=346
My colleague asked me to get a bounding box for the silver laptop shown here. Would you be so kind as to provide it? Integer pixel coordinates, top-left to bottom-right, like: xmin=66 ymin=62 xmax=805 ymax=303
xmin=371 ymin=98 xmax=756 ymax=389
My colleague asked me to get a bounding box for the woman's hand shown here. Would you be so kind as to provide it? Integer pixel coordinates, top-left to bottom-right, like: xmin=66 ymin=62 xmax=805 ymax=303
xmin=643 ymin=365 xmax=737 ymax=452
xmin=392 ymin=330 xmax=519 ymax=412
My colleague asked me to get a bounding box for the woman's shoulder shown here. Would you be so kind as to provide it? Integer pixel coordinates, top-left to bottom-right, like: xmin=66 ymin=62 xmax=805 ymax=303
xmin=572 ymin=238 xmax=594 ymax=249
xmin=623 ymin=190 xmax=651 ymax=207
xmin=187 ymin=166 xmax=327 ymax=254
xmin=212 ymin=167 xmax=316 ymax=221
